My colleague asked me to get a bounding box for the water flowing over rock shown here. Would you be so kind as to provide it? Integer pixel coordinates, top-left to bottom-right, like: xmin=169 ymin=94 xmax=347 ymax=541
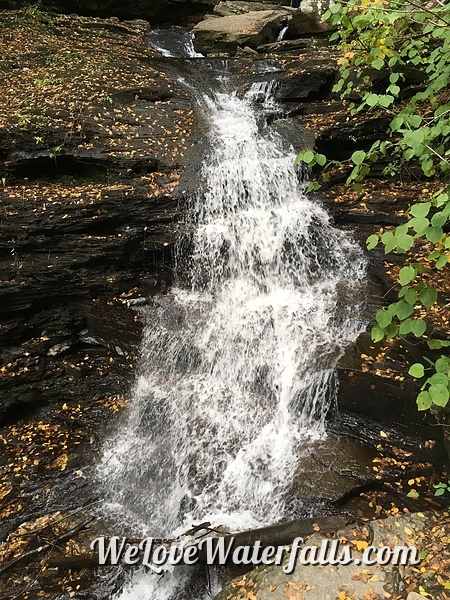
xmin=3 ymin=10 xmax=448 ymax=600
xmin=99 ymin=75 xmax=366 ymax=543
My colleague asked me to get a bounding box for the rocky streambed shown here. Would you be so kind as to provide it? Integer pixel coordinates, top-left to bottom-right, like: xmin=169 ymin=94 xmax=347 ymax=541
xmin=0 ymin=4 xmax=449 ymax=600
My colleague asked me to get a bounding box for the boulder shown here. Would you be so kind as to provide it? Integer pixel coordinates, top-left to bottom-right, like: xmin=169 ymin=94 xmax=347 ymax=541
xmin=193 ymin=9 xmax=291 ymax=54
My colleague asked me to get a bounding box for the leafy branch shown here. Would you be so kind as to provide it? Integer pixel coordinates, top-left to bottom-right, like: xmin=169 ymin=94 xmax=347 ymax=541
xmin=296 ymin=0 xmax=450 ymax=414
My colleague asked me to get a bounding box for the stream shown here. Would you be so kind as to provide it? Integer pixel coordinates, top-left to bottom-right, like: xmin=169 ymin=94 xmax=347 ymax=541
xmin=97 ymin=29 xmax=367 ymax=599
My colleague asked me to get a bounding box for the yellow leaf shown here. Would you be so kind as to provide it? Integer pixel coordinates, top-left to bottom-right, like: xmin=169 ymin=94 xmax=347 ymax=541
xmin=355 ymin=540 xmax=368 ymax=551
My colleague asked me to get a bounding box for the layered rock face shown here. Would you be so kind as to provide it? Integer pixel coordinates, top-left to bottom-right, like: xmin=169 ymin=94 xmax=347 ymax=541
xmin=0 ymin=12 xmax=197 ymax=420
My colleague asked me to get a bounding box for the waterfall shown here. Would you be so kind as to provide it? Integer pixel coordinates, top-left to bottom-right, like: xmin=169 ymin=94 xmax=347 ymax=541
xmin=98 ymin=75 xmax=366 ymax=598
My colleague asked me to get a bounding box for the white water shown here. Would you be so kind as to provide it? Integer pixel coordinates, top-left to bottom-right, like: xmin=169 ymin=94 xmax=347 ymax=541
xmin=99 ymin=80 xmax=366 ymax=598
xmin=147 ymin=27 xmax=204 ymax=58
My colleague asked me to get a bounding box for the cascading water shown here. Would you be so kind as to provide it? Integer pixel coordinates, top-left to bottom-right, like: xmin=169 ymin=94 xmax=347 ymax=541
xmin=98 ymin=65 xmax=366 ymax=599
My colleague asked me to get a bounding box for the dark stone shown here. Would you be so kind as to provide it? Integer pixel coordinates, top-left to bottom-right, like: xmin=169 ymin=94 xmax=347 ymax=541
xmin=0 ymin=0 xmax=220 ymax=24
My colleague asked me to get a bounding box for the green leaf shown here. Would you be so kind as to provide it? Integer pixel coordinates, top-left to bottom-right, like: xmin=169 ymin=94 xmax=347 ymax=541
xmin=366 ymin=93 xmax=379 ymax=107
xmin=410 ymin=319 xmax=426 ymax=337
xmin=420 ymin=286 xmax=438 ymax=308
xmin=405 ymin=288 xmax=418 ymax=305
xmin=425 ymin=226 xmax=443 ymax=244
xmin=435 ymin=356 xmax=450 ymax=373
xmin=435 ymin=191 xmax=449 ymax=206
xmin=417 ymin=390 xmax=432 ymax=410
xmin=306 ymin=182 xmax=321 ymax=192
xmin=410 ymin=202 xmax=431 ymax=218
xmin=315 ymin=153 xmax=327 ymax=166
xmin=435 ymin=487 xmax=446 ymax=496
xmin=389 ymin=84 xmax=400 ymax=96
xmin=409 ymin=216 xmax=430 ymax=234
xmin=381 ymin=230 xmax=396 ymax=254
xmin=384 ymin=323 xmax=398 ymax=339
xmin=396 ymin=233 xmax=414 ymax=251
xmin=302 ymin=150 xmax=315 ymax=164
xmin=409 ymin=114 xmax=422 ymax=128
xmin=404 ymin=129 xmax=426 ymax=152
xmin=427 ymin=339 xmax=450 ymax=350
xmin=428 ymin=373 xmax=448 ymax=386
xmin=371 ymin=326 xmax=385 ymax=343
xmin=409 ymin=363 xmax=425 ymax=378
xmin=398 ymin=266 xmax=416 ymax=286
xmin=376 ymin=308 xmax=392 ymax=328
xmin=379 ymin=95 xmax=394 ymax=107
xmin=395 ymin=299 xmax=414 ymax=320
xmin=436 ymin=254 xmax=448 ymax=269
xmin=366 ymin=234 xmax=379 ymax=250
xmin=431 ymin=212 xmax=448 ymax=228
xmin=429 ymin=384 xmax=449 ymax=407
xmin=351 ymin=150 xmax=366 ymax=166
xmin=399 ymin=318 xmax=412 ymax=335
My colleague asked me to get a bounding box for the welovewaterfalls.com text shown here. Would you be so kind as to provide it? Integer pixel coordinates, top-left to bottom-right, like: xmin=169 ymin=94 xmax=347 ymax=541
xmin=91 ymin=536 xmax=420 ymax=574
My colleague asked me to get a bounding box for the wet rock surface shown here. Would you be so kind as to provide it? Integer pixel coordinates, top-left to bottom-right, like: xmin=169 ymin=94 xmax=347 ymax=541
xmin=0 ymin=11 xmax=197 ymax=423
xmin=0 ymin=0 xmax=220 ymax=24
xmin=192 ymin=9 xmax=292 ymax=55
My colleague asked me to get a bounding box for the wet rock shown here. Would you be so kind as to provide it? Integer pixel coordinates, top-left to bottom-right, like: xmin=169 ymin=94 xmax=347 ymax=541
xmin=193 ymin=10 xmax=292 ymax=55
xmin=257 ymin=36 xmax=321 ymax=53
xmin=0 ymin=12 xmax=197 ymax=421
xmin=274 ymin=51 xmax=338 ymax=102
xmin=270 ymin=118 xmax=314 ymax=153
xmin=0 ymin=0 xmax=220 ymax=24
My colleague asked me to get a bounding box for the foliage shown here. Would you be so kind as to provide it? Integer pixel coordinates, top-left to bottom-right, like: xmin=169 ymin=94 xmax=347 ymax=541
xmin=298 ymin=0 xmax=450 ymax=414
xmin=434 ymin=479 xmax=450 ymax=496
xmin=20 ymin=1 xmax=53 ymax=30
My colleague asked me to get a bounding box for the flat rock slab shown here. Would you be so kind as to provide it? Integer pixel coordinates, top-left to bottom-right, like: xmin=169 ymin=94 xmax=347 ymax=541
xmin=193 ymin=10 xmax=291 ymax=54
xmin=214 ymin=513 xmax=446 ymax=599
